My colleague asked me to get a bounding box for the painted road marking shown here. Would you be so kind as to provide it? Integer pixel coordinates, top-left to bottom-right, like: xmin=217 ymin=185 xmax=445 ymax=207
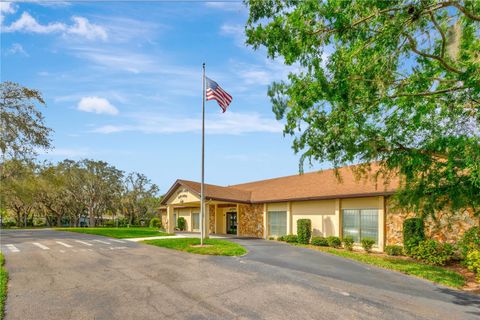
xmin=110 ymin=246 xmax=127 ymax=250
xmin=74 ymin=240 xmax=93 ymax=246
xmin=110 ymin=239 xmax=125 ymax=243
xmin=32 ymin=242 xmax=50 ymax=250
xmin=93 ymin=240 xmax=110 ymax=245
xmin=56 ymin=241 xmax=73 ymax=248
xmin=59 ymin=250 xmax=66 ymax=253
xmin=6 ymin=244 xmax=20 ymax=253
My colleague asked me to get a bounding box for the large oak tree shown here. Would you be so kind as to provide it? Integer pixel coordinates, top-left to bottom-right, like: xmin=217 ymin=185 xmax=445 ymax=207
xmin=246 ymin=0 xmax=480 ymax=217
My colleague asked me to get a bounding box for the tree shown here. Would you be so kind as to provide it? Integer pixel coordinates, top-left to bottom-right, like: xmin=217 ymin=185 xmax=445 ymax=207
xmin=36 ymin=164 xmax=69 ymax=227
xmin=0 ymin=160 xmax=38 ymax=226
xmin=0 ymin=81 xmax=52 ymax=159
xmin=121 ymin=172 xmax=159 ymax=225
xmin=246 ymin=0 xmax=480 ymax=217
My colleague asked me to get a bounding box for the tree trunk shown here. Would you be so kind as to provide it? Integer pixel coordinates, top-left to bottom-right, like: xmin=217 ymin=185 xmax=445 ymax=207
xmin=56 ymin=214 xmax=62 ymax=227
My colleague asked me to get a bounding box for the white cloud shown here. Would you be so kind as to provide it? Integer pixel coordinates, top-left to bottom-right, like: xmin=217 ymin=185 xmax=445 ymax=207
xmin=205 ymin=2 xmax=246 ymax=12
xmin=0 ymin=2 xmax=16 ymax=24
xmin=6 ymin=43 xmax=28 ymax=56
xmin=77 ymin=96 xmax=119 ymax=115
xmin=220 ymin=23 xmax=245 ymax=47
xmin=3 ymin=12 xmax=107 ymax=40
xmin=92 ymin=111 xmax=283 ymax=135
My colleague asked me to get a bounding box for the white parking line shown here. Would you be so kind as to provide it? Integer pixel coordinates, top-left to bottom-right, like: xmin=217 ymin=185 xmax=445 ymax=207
xmin=74 ymin=240 xmax=93 ymax=246
xmin=93 ymin=240 xmax=110 ymax=245
xmin=32 ymin=242 xmax=49 ymax=250
xmin=110 ymin=239 xmax=125 ymax=243
xmin=6 ymin=244 xmax=20 ymax=253
xmin=56 ymin=241 xmax=73 ymax=248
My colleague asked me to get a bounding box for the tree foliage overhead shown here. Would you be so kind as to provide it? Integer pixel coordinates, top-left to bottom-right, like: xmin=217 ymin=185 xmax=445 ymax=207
xmin=0 ymin=81 xmax=52 ymax=159
xmin=246 ymin=0 xmax=480 ymax=216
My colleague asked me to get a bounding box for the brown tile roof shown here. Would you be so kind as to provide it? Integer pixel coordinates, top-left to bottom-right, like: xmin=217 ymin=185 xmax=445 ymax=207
xmin=161 ymin=164 xmax=399 ymax=205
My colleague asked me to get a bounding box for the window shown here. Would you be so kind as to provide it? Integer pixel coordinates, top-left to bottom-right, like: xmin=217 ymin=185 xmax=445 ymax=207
xmin=192 ymin=212 xmax=199 ymax=231
xmin=342 ymin=209 xmax=378 ymax=244
xmin=268 ymin=211 xmax=287 ymax=236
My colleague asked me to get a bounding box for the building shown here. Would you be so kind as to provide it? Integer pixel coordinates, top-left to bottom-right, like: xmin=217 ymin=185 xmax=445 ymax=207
xmin=160 ymin=164 xmax=476 ymax=252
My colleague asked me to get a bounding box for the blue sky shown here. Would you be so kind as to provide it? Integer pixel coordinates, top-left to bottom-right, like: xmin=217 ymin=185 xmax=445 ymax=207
xmin=1 ymin=1 xmax=328 ymax=192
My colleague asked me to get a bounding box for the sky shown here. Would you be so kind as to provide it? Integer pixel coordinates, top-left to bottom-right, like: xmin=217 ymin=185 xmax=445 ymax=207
xmin=1 ymin=0 xmax=328 ymax=192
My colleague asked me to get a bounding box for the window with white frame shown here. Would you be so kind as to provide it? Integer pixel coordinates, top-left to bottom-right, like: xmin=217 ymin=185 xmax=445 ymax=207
xmin=267 ymin=211 xmax=287 ymax=236
xmin=342 ymin=209 xmax=378 ymax=244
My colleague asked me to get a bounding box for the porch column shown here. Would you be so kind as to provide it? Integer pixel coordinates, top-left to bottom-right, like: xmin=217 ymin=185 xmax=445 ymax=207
xmin=287 ymin=202 xmax=292 ymax=235
xmin=214 ymin=204 xmax=218 ymax=234
xmin=263 ymin=203 xmax=268 ymax=239
xmin=167 ymin=205 xmax=175 ymax=234
xmin=378 ymin=196 xmax=385 ymax=252
xmin=236 ymin=204 xmax=240 ymax=236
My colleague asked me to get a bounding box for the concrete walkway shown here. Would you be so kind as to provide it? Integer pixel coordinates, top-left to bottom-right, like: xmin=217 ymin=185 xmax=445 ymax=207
xmin=125 ymin=232 xmax=233 ymax=242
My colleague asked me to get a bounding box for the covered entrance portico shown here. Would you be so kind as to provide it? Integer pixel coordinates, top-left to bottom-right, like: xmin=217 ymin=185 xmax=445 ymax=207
xmin=160 ymin=179 xmax=264 ymax=238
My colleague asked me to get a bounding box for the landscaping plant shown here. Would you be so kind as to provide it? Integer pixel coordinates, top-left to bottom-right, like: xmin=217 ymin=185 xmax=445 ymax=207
xmin=311 ymin=236 xmax=329 ymax=246
xmin=410 ymin=239 xmax=455 ymax=266
xmin=176 ymin=217 xmax=186 ymax=231
xmin=465 ymin=250 xmax=480 ymax=281
xmin=277 ymin=235 xmax=285 ymax=241
xmin=284 ymin=235 xmax=298 ymax=243
xmin=361 ymin=238 xmax=376 ymax=253
xmin=385 ymin=245 xmax=404 ymax=256
xmin=342 ymin=236 xmax=354 ymax=251
xmin=149 ymin=217 xmax=162 ymax=229
xmin=459 ymin=226 xmax=480 ymax=259
xmin=327 ymin=236 xmax=341 ymax=248
xmin=403 ymin=218 xmax=425 ymax=256
xmin=297 ymin=219 xmax=312 ymax=244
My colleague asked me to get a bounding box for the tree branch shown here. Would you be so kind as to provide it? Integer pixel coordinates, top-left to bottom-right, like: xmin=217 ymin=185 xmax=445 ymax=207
xmin=429 ymin=12 xmax=446 ymax=58
xmin=405 ymin=34 xmax=463 ymax=74
xmin=388 ymin=85 xmax=467 ymax=99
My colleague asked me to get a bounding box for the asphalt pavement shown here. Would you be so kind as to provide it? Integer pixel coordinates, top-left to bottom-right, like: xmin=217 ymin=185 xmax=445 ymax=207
xmin=1 ymin=229 xmax=479 ymax=320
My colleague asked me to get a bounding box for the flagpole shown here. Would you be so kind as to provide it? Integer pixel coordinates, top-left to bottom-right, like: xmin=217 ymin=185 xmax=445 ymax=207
xmin=200 ymin=62 xmax=206 ymax=246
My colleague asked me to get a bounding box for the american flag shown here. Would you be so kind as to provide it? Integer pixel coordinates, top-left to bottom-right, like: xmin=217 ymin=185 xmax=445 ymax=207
xmin=206 ymin=77 xmax=232 ymax=112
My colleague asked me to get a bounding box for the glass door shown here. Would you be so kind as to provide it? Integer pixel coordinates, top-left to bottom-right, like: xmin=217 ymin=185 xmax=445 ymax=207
xmin=192 ymin=212 xmax=200 ymax=231
xmin=226 ymin=212 xmax=237 ymax=234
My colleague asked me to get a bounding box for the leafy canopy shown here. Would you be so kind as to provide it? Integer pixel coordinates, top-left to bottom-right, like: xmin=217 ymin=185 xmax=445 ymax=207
xmin=246 ymin=0 xmax=480 ymax=216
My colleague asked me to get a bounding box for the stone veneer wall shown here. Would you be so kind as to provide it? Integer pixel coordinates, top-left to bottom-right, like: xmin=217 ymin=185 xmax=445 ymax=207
xmin=238 ymin=204 xmax=264 ymax=238
xmin=209 ymin=205 xmax=215 ymax=234
xmin=386 ymin=198 xmax=478 ymax=245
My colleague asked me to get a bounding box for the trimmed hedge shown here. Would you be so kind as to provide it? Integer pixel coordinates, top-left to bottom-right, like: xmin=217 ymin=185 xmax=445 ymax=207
xmin=284 ymin=235 xmax=298 ymax=243
xmin=466 ymin=250 xmax=480 ymax=281
xmin=403 ymin=218 xmax=425 ymax=255
xmin=177 ymin=217 xmax=186 ymax=231
xmin=297 ymin=219 xmax=312 ymax=244
xmin=361 ymin=238 xmax=375 ymax=253
xmin=311 ymin=236 xmax=329 ymax=246
xmin=342 ymin=236 xmax=354 ymax=251
xmin=277 ymin=235 xmax=285 ymax=241
xmin=410 ymin=239 xmax=455 ymax=266
xmin=149 ymin=217 xmax=162 ymax=228
xmin=385 ymin=245 xmax=404 ymax=256
xmin=327 ymin=236 xmax=341 ymax=248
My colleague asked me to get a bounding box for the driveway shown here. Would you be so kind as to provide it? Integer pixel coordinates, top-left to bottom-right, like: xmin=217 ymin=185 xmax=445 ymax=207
xmin=1 ymin=229 xmax=479 ymax=320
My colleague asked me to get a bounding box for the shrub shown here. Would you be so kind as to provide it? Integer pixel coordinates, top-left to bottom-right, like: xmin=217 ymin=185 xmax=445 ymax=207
xmin=276 ymin=235 xmax=285 ymax=241
xmin=459 ymin=227 xmax=480 ymax=259
xmin=385 ymin=245 xmax=404 ymax=256
xmin=327 ymin=236 xmax=341 ymax=248
xmin=268 ymin=236 xmax=275 ymax=240
xmin=311 ymin=236 xmax=329 ymax=246
xmin=149 ymin=217 xmax=162 ymax=229
xmin=342 ymin=236 xmax=354 ymax=251
xmin=284 ymin=235 xmax=298 ymax=243
xmin=403 ymin=218 xmax=425 ymax=255
xmin=465 ymin=250 xmax=480 ymax=281
xmin=361 ymin=238 xmax=376 ymax=253
xmin=410 ymin=239 xmax=455 ymax=266
xmin=177 ymin=217 xmax=186 ymax=231
xmin=297 ymin=219 xmax=312 ymax=244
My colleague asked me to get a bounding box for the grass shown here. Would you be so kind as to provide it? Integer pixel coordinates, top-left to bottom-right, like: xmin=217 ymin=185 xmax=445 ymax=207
xmin=55 ymin=227 xmax=173 ymax=239
xmin=294 ymin=243 xmax=466 ymax=288
xmin=144 ymin=238 xmax=248 ymax=256
xmin=0 ymin=253 xmax=7 ymax=320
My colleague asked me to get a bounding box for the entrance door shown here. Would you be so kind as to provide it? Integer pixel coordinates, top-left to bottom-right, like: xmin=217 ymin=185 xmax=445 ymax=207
xmin=226 ymin=212 xmax=237 ymax=235
xmin=192 ymin=213 xmax=200 ymax=231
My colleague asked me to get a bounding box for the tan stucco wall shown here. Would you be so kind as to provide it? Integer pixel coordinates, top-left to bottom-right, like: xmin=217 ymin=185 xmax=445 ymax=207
xmin=291 ymin=200 xmax=336 ymax=236
xmin=267 ymin=202 xmax=288 ymax=212
xmin=176 ymin=208 xmax=192 ymax=231
xmin=341 ymin=197 xmax=379 ymax=209
xmin=165 ymin=187 xmax=199 ymax=205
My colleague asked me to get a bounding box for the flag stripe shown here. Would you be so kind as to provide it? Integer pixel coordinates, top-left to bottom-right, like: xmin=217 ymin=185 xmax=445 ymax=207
xmin=205 ymin=77 xmax=232 ymax=112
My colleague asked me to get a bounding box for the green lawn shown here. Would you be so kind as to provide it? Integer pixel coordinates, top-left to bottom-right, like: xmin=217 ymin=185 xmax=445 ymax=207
xmin=55 ymin=227 xmax=173 ymax=239
xmin=0 ymin=253 xmax=7 ymax=320
xmin=144 ymin=238 xmax=248 ymax=256
xmin=294 ymin=244 xmax=465 ymax=288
